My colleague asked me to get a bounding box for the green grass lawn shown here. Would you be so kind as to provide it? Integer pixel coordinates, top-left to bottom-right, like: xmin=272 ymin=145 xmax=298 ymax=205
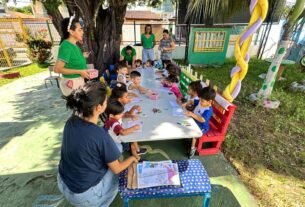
xmin=192 ymin=59 xmax=305 ymax=207
xmin=0 ymin=64 xmax=47 ymax=87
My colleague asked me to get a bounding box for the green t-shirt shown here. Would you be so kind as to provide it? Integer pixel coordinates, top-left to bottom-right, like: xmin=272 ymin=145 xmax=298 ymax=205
xmin=141 ymin=33 xmax=155 ymax=49
xmin=57 ymin=40 xmax=87 ymax=78
xmin=121 ymin=47 xmax=136 ymax=65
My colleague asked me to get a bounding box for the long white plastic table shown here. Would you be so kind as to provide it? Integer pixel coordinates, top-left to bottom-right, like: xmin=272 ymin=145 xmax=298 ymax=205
xmin=122 ymin=68 xmax=202 ymax=143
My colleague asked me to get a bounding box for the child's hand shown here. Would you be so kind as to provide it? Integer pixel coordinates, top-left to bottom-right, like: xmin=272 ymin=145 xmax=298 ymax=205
xmin=132 ymin=115 xmax=139 ymax=121
xmin=181 ymin=103 xmax=187 ymax=108
xmin=135 ymin=105 xmax=142 ymax=112
xmin=184 ymin=110 xmax=192 ymax=117
xmin=133 ymin=124 xmax=141 ymax=130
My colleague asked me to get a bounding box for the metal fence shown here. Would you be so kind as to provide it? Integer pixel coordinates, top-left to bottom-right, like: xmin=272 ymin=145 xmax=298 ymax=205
xmin=0 ymin=17 xmax=61 ymax=69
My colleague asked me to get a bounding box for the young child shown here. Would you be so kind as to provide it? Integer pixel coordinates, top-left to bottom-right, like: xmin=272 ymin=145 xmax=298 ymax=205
xmin=183 ymin=86 xmax=216 ymax=158
xmin=155 ymin=60 xmax=171 ymax=77
xmin=162 ymin=74 xmax=183 ymax=99
xmin=178 ymin=80 xmax=202 ymax=105
xmin=117 ymin=61 xmax=129 ymax=84
xmin=104 ymin=100 xmax=146 ymax=159
xmin=111 ymin=82 xmax=141 ymax=118
xmin=135 ymin=59 xmax=142 ymax=68
xmin=127 ymin=71 xmax=150 ymax=94
xmin=144 ymin=59 xmax=154 ymax=68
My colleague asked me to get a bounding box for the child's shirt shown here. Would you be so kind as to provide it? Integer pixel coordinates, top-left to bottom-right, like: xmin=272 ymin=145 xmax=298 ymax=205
xmin=170 ymin=83 xmax=183 ymax=99
xmin=117 ymin=74 xmax=127 ymax=84
xmin=104 ymin=118 xmax=124 ymax=143
xmin=185 ymin=95 xmax=199 ymax=101
xmin=193 ymin=99 xmax=213 ymax=134
xmin=162 ymin=69 xmax=168 ymax=77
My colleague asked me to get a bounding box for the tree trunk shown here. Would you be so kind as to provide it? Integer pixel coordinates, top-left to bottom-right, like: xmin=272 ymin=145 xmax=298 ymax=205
xmin=91 ymin=5 xmax=127 ymax=71
xmin=257 ymin=0 xmax=305 ymax=99
xmin=42 ymin=0 xmax=128 ymax=72
xmin=45 ymin=7 xmax=64 ymax=38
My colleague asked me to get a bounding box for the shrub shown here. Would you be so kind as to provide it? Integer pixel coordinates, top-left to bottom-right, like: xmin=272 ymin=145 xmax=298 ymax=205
xmin=26 ymin=38 xmax=52 ymax=64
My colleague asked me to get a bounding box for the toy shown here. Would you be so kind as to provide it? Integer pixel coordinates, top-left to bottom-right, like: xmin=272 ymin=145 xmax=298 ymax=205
xmin=148 ymin=91 xmax=160 ymax=100
xmin=88 ymin=69 xmax=99 ymax=79
xmin=152 ymin=108 xmax=162 ymax=113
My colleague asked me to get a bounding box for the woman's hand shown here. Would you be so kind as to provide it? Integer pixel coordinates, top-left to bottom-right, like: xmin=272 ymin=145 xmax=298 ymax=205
xmin=131 ymin=155 xmax=140 ymax=163
xmin=79 ymin=70 xmax=90 ymax=79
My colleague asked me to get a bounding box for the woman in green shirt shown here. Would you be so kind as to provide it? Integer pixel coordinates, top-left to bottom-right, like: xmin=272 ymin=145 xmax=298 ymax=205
xmin=120 ymin=45 xmax=136 ymax=69
xmin=54 ymin=16 xmax=90 ymax=96
xmin=141 ymin=24 xmax=156 ymax=64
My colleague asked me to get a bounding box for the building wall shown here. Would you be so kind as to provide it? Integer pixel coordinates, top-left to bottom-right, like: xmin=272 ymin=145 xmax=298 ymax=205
xmin=122 ymin=20 xmax=175 ymax=45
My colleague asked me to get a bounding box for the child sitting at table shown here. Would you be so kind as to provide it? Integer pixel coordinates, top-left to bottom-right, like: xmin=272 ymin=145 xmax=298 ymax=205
xmin=155 ymin=60 xmax=171 ymax=77
xmin=111 ymin=83 xmax=142 ymax=118
xmin=183 ymin=86 xmax=216 ymax=158
xmin=162 ymin=74 xmax=183 ymax=99
xmin=178 ymin=80 xmax=202 ymax=105
xmin=117 ymin=61 xmax=129 ymax=84
xmin=104 ymin=99 xmax=147 ymax=159
xmin=135 ymin=59 xmax=142 ymax=68
xmin=99 ymin=83 xmax=141 ymax=123
xmin=127 ymin=71 xmax=150 ymax=94
xmin=144 ymin=59 xmax=154 ymax=69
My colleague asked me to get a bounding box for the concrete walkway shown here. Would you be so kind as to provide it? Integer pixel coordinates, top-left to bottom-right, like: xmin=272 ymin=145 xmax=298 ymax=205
xmin=0 ymin=72 xmax=257 ymax=207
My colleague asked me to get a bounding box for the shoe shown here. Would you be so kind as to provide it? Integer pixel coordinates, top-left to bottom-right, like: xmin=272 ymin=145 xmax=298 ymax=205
xmin=137 ymin=148 xmax=148 ymax=155
xmin=188 ymin=147 xmax=196 ymax=159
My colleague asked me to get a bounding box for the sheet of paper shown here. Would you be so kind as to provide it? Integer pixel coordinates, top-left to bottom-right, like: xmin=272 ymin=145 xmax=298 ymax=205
xmin=137 ymin=162 xmax=180 ymax=189
xmin=172 ymin=107 xmax=184 ymax=117
xmin=169 ymin=101 xmax=180 ymax=108
xmin=127 ymin=120 xmax=143 ymax=132
xmin=130 ymin=97 xmax=143 ymax=104
xmin=159 ymin=88 xmax=170 ymax=93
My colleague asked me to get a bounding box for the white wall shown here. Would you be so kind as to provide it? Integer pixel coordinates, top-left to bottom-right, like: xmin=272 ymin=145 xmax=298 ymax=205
xmin=51 ymin=21 xmax=284 ymax=63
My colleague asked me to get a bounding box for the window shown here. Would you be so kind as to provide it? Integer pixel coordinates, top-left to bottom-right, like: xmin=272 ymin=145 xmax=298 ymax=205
xmin=193 ymin=31 xmax=226 ymax=52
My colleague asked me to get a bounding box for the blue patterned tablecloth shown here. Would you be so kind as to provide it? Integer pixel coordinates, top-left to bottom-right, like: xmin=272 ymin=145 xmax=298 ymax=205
xmin=119 ymin=159 xmax=211 ymax=199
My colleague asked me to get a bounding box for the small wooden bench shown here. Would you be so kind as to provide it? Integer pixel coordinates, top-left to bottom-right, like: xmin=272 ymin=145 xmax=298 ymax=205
xmin=197 ymin=93 xmax=236 ymax=155
xmin=119 ymin=159 xmax=211 ymax=207
xmin=179 ymin=69 xmax=236 ymax=156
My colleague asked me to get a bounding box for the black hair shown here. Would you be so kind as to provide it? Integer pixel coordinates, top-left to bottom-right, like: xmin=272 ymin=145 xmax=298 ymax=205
xmin=163 ymin=29 xmax=169 ymax=34
xmin=166 ymin=74 xmax=179 ymax=83
xmin=110 ymin=82 xmax=128 ymax=99
xmin=135 ymin=59 xmax=142 ymax=64
xmin=105 ymin=99 xmax=124 ymax=116
xmin=117 ymin=61 xmax=127 ymax=70
xmin=145 ymin=24 xmax=152 ymax=34
xmin=125 ymin=45 xmax=133 ymax=51
xmin=130 ymin=70 xmax=141 ymax=79
xmin=63 ymin=81 xmax=107 ymax=118
xmin=146 ymin=59 xmax=154 ymax=65
xmin=163 ymin=60 xmax=171 ymax=65
xmin=60 ymin=17 xmax=80 ymax=44
xmin=166 ymin=64 xmax=177 ymax=76
xmin=198 ymin=86 xmax=216 ymax=101
xmin=189 ymin=80 xmax=202 ymax=94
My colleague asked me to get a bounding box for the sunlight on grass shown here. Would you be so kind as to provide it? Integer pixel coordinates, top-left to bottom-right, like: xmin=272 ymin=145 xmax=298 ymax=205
xmin=191 ymin=58 xmax=305 ymax=207
xmin=0 ymin=64 xmax=47 ymax=87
